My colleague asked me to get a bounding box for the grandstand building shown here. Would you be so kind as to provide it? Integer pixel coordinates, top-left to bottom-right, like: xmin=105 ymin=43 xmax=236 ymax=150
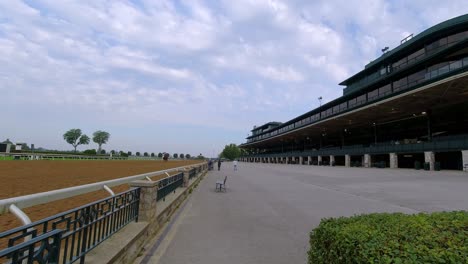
xmin=239 ymin=14 xmax=468 ymax=171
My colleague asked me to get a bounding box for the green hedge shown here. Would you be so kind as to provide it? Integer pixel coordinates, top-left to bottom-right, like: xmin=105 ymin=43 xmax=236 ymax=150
xmin=308 ymin=212 xmax=468 ymax=263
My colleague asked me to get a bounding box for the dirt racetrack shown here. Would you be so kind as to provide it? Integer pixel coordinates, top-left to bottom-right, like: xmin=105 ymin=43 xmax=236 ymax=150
xmin=0 ymin=160 xmax=203 ymax=234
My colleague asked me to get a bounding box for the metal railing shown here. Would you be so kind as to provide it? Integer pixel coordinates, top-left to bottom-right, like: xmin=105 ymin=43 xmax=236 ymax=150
xmin=188 ymin=168 xmax=197 ymax=179
xmin=0 ymin=229 xmax=63 ymax=264
xmin=157 ymin=172 xmax=184 ymax=201
xmin=0 ymin=188 xmax=140 ymax=264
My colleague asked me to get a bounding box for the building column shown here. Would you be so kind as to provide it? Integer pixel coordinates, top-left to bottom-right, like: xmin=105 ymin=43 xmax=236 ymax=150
xmin=345 ymin=155 xmax=351 ymax=167
xmin=364 ymin=154 xmax=371 ymax=168
xmin=462 ymin=150 xmax=468 ymax=171
xmin=299 ymin=156 xmax=303 ymax=165
xmin=424 ymin=151 xmax=435 ymax=171
xmin=330 ymin=155 xmax=335 ymax=166
xmin=318 ymin=156 xmax=322 ymax=165
xmin=183 ymin=169 xmax=190 ymax=187
xmin=389 ymin=153 xmax=398 ymax=169
xmin=307 ymin=156 xmax=311 ymax=165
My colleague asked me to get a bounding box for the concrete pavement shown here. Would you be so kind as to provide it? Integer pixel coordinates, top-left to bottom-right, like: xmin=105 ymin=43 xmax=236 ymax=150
xmin=138 ymin=162 xmax=468 ymax=264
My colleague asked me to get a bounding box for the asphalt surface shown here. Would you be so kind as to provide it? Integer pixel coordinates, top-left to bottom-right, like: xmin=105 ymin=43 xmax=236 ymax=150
xmin=143 ymin=162 xmax=468 ymax=264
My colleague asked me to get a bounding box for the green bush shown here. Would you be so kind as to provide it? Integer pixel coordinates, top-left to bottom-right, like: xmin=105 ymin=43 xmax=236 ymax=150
xmin=308 ymin=211 xmax=468 ymax=264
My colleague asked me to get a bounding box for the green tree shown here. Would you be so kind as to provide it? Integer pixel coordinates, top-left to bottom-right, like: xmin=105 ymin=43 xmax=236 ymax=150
xmin=63 ymin=129 xmax=90 ymax=152
xmin=185 ymin=154 xmax=191 ymax=159
xmin=180 ymin=153 xmax=184 ymax=159
xmin=163 ymin=153 xmax=169 ymax=161
xmin=83 ymin=149 xmax=97 ymax=155
xmin=127 ymin=151 xmax=132 ymax=156
xmin=101 ymin=149 xmax=106 ymax=155
xmin=144 ymin=152 xmax=149 ymax=157
xmin=151 ymin=152 xmax=155 ymax=157
xmin=173 ymin=153 xmax=178 ymax=158
xmin=136 ymin=152 xmax=141 ymax=156
xmin=221 ymin=144 xmax=241 ymax=160
xmin=158 ymin=152 xmax=163 ymax=158
xmin=92 ymin=131 xmax=110 ymax=153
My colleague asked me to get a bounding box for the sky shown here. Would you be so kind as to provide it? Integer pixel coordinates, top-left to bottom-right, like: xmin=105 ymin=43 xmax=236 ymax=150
xmin=1 ymin=1 xmax=467 ymax=157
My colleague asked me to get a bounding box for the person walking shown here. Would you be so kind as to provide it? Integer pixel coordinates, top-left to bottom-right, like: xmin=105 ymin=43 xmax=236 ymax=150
xmin=218 ymin=159 xmax=221 ymax=171
xmin=233 ymin=159 xmax=238 ymax=171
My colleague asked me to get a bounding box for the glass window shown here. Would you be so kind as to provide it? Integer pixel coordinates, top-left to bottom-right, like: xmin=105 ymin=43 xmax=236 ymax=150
xmin=348 ymin=98 xmax=357 ymax=108
xmin=339 ymin=102 xmax=348 ymax=111
xmin=356 ymin=94 xmax=366 ymax=105
xmin=407 ymin=69 xmax=425 ymax=85
xmin=393 ymin=76 xmax=408 ymax=91
xmin=368 ymin=89 xmax=379 ymax=101
xmin=379 ymin=84 xmax=392 ymax=97
xmin=407 ymin=48 xmax=425 ymax=63
xmin=333 ymin=105 xmax=340 ymax=114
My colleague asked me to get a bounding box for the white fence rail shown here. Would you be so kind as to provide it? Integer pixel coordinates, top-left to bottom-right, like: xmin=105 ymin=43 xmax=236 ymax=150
xmin=0 ymin=162 xmax=205 ymax=214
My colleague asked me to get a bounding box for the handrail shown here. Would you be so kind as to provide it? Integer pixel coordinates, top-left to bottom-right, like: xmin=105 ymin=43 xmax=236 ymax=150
xmin=0 ymin=162 xmax=206 ymax=214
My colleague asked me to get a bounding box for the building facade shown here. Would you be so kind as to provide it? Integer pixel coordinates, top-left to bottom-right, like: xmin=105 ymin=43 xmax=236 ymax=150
xmin=240 ymin=14 xmax=468 ymax=171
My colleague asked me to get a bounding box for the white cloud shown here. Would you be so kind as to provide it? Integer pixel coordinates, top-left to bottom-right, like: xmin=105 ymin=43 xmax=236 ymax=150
xmin=2 ymin=0 xmax=468 ymax=154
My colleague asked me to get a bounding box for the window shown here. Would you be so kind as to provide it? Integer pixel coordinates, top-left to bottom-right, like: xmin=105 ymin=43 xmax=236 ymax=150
xmin=348 ymin=98 xmax=357 ymax=108
xmin=339 ymin=102 xmax=348 ymax=111
xmin=407 ymin=48 xmax=425 ymax=64
xmin=407 ymin=70 xmax=425 ymax=85
xmin=333 ymin=105 xmax=340 ymax=114
xmin=379 ymin=84 xmax=392 ymax=97
xmin=393 ymin=76 xmax=408 ymax=91
xmin=356 ymin=94 xmax=366 ymax=105
xmin=367 ymin=89 xmax=379 ymax=101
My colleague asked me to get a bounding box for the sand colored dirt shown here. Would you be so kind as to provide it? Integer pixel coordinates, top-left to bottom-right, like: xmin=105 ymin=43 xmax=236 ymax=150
xmin=0 ymin=160 xmax=202 ymax=234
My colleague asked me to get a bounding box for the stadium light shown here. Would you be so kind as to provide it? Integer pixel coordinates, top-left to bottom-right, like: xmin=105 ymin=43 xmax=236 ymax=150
xmin=318 ymin=96 xmax=322 ymax=107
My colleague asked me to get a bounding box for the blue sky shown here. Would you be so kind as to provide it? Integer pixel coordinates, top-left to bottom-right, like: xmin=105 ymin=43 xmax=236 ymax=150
xmin=1 ymin=1 xmax=467 ymax=157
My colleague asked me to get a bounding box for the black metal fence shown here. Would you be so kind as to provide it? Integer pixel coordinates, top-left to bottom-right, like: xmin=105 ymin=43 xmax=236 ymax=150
xmin=0 ymin=188 xmax=140 ymax=264
xmin=189 ymin=168 xmax=197 ymax=179
xmin=157 ymin=172 xmax=184 ymax=201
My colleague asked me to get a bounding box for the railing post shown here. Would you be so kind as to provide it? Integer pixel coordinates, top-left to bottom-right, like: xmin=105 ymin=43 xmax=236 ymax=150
xmin=129 ymin=181 xmax=158 ymax=225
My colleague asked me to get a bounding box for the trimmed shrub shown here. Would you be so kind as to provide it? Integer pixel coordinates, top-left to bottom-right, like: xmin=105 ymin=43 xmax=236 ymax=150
xmin=308 ymin=211 xmax=468 ymax=264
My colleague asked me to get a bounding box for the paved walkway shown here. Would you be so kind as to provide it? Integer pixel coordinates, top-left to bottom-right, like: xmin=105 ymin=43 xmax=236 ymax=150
xmin=139 ymin=163 xmax=468 ymax=264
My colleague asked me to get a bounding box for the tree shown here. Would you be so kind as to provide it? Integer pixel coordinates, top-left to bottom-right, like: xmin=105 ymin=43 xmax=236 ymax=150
xmin=180 ymin=153 xmax=184 ymax=159
xmin=119 ymin=151 xmax=128 ymax=157
xmin=101 ymin=149 xmax=106 ymax=155
xmin=185 ymin=154 xmax=191 ymax=159
xmin=127 ymin=151 xmax=132 ymax=156
xmin=92 ymin=131 xmax=110 ymax=153
xmin=173 ymin=153 xmax=178 ymax=158
xmin=151 ymin=152 xmax=155 ymax=157
xmin=163 ymin=153 xmax=169 ymax=161
xmin=110 ymin=150 xmax=116 ymax=155
xmin=63 ymin=129 xmax=90 ymax=152
xmin=144 ymin=152 xmax=149 ymax=157
xmin=83 ymin=149 xmax=97 ymax=155
xmin=158 ymin=152 xmax=163 ymax=158
xmin=221 ymin=143 xmax=241 ymax=160
xmin=136 ymin=152 xmax=141 ymax=156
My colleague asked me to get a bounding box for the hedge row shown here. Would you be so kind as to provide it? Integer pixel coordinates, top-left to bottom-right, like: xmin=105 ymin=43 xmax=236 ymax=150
xmin=308 ymin=211 xmax=468 ymax=263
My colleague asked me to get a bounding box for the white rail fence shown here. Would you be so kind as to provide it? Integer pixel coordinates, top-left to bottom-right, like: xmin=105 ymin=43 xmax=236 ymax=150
xmin=0 ymin=162 xmax=205 ymax=215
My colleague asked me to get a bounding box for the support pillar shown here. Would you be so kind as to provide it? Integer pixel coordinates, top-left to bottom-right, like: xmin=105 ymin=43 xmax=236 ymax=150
xmin=318 ymin=156 xmax=322 ymax=165
xmin=299 ymin=156 xmax=303 ymax=165
xmin=462 ymin=150 xmax=468 ymax=171
xmin=183 ymin=169 xmax=190 ymax=187
xmin=129 ymin=180 xmax=158 ymax=225
xmin=345 ymin=155 xmax=350 ymax=167
xmin=364 ymin=154 xmax=371 ymax=168
xmin=330 ymin=155 xmax=335 ymax=166
xmin=424 ymin=151 xmax=435 ymax=171
xmin=389 ymin=153 xmax=398 ymax=169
